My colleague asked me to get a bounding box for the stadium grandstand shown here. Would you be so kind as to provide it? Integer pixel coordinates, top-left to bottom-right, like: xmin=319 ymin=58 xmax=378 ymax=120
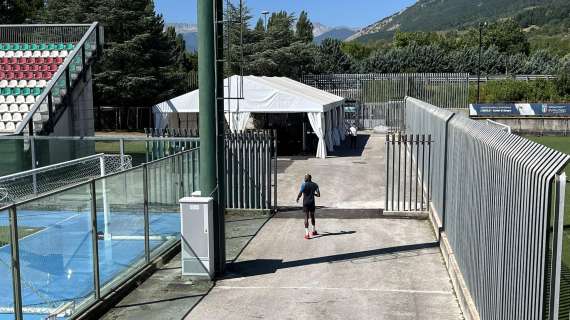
xmin=0 ymin=23 xmax=102 ymax=136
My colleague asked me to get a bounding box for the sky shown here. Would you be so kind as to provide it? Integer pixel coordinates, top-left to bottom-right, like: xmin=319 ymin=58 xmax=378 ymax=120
xmin=154 ymin=0 xmax=416 ymax=29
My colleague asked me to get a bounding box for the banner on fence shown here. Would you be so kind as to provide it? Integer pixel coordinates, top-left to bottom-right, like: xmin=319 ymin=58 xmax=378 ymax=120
xmin=470 ymin=103 xmax=570 ymax=117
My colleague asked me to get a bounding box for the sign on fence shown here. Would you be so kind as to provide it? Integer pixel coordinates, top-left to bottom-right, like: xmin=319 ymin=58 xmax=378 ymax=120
xmin=470 ymin=103 xmax=570 ymax=117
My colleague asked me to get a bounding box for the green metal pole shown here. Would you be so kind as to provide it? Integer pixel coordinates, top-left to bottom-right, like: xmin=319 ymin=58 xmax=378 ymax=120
xmin=198 ymin=0 xmax=225 ymax=276
xmin=198 ymin=0 xmax=219 ymax=270
xmin=214 ymin=0 xmax=226 ymax=275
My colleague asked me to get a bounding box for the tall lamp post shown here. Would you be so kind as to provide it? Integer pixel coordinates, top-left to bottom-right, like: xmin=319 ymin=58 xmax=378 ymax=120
xmin=477 ymin=22 xmax=487 ymax=104
xmin=261 ymin=11 xmax=269 ymax=31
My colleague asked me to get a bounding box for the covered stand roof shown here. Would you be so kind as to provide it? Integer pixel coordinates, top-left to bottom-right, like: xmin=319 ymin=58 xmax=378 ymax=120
xmin=153 ymin=75 xmax=345 ymax=114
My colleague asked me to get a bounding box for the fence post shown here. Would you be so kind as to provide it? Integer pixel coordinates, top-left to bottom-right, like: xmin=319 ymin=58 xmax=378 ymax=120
xmin=385 ymin=134 xmax=390 ymax=211
xmin=30 ymin=136 xmax=37 ymax=194
xmin=549 ymin=172 xmax=566 ymax=319
xmin=143 ymin=164 xmax=150 ymax=263
xmin=441 ymin=114 xmax=455 ymax=231
xmin=89 ymin=180 xmax=101 ymax=300
xmin=9 ymin=206 xmax=23 ymax=320
xmin=273 ymin=130 xmax=278 ymax=211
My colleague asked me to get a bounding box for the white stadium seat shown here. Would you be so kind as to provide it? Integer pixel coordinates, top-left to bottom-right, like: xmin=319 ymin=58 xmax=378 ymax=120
xmin=50 ymin=50 xmax=59 ymax=58
xmin=5 ymin=96 xmax=15 ymax=104
xmin=32 ymin=51 xmax=41 ymax=58
xmin=23 ymin=51 xmax=32 ymax=58
xmin=18 ymin=80 xmax=27 ymax=88
xmin=19 ymin=104 xmax=29 ymax=112
xmin=12 ymin=113 xmax=22 ymax=121
xmin=0 ymin=51 xmax=4 ymax=58
xmin=0 ymin=80 xmax=8 ymax=88
xmin=26 ymin=96 xmax=35 ymax=104
xmin=3 ymin=113 xmax=12 ymax=121
xmin=41 ymin=51 xmax=50 ymax=58
xmin=8 ymin=80 xmax=18 ymax=88
xmin=0 ymin=104 xmax=7 ymax=112
xmin=14 ymin=51 xmax=23 ymax=58
xmin=27 ymin=80 xmax=37 ymax=88
xmin=6 ymin=122 xmax=15 ymax=131
xmin=15 ymin=96 xmax=25 ymax=104
xmin=9 ymin=104 xmax=18 ymax=112
xmin=0 ymin=122 xmax=5 ymax=131
xmin=38 ymin=80 xmax=47 ymax=88
xmin=60 ymin=50 xmax=69 ymax=58
xmin=5 ymin=51 xmax=14 ymax=58
xmin=0 ymin=96 xmax=4 ymax=103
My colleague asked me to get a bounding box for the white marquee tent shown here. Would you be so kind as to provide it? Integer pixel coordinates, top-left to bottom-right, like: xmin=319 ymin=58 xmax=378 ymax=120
xmin=152 ymin=75 xmax=346 ymax=158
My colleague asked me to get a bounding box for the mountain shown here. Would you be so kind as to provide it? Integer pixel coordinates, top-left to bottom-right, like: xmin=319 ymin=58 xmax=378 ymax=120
xmin=314 ymin=27 xmax=358 ymax=44
xmin=348 ymin=0 xmax=570 ymax=43
xmin=312 ymin=22 xmax=332 ymax=37
xmin=165 ymin=23 xmax=198 ymax=52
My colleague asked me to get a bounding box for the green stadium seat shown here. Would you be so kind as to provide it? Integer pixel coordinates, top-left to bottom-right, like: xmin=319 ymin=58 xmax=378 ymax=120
xmin=11 ymin=88 xmax=21 ymax=96
xmin=56 ymin=43 xmax=65 ymax=50
xmin=30 ymin=44 xmax=38 ymax=51
xmin=47 ymin=43 xmax=56 ymax=51
xmin=21 ymin=43 xmax=30 ymax=51
xmin=22 ymin=88 xmax=31 ymax=96
xmin=38 ymin=43 xmax=47 ymax=51
xmin=1 ymin=88 xmax=10 ymax=95
xmin=66 ymin=43 xmax=75 ymax=50
xmin=32 ymin=87 xmax=41 ymax=96
xmin=11 ymin=43 xmax=20 ymax=50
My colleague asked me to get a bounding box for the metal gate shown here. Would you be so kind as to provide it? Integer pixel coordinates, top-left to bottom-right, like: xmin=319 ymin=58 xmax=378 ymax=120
xmin=385 ymin=133 xmax=432 ymax=212
xmin=224 ymin=130 xmax=277 ymax=210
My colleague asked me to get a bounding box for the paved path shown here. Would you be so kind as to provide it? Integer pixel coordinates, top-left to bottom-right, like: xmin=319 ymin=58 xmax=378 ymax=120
xmin=277 ymin=133 xmax=386 ymax=209
xmin=187 ymin=210 xmax=462 ymax=320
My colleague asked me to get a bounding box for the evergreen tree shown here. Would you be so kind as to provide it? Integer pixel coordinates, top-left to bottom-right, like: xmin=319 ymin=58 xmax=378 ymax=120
xmin=296 ymin=11 xmax=313 ymax=43
xmin=0 ymin=0 xmax=44 ymax=23
xmin=315 ymin=39 xmax=353 ymax=73
xmin=254 ymin=18 xmax=265 ymax=33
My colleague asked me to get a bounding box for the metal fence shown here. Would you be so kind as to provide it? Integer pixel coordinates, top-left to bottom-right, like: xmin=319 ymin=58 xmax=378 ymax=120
xmin=301 ymin=73 xmax=469 ymax=111
xmin=385 ymin=133 xmax=432 ymax=212
xmin=360 ymin=100 xmax=405 ymax=131
xmin=404 ymin=97 xmax=570 ymax=319
xmin=0 ymin=148 xmax=199 ymax=320
xmin=224 ymin=130 xmax=276 ymax=210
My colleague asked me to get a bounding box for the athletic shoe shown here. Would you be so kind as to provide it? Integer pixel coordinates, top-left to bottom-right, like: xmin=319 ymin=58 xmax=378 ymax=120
xmin=311 ymin=231 xmax=318 ymax=236
xmin=304 ymin=234 xmax=310 ymax=240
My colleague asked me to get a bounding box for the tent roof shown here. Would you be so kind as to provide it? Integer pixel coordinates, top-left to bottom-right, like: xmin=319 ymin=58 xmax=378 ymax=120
xmin=153 ymin=75 xmax=345 ymax=114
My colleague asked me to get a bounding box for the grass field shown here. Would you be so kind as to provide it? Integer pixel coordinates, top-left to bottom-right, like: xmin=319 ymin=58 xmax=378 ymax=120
xmin=0 ymin=226 xmax=42 ymax=247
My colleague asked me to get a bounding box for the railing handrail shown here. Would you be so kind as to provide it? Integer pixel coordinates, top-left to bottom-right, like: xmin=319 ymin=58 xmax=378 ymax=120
xmin=0 ymin=135 xmax=200 ymax=142
xmin=0 ymin=153 xmax=104 ymax=182
xmin=14 ymin=22 xmax=101 ymax=135
xmin=0 ymin=147 xmax=200 ymax=211
xmin=0 ymin=23 xmax=93 ymax=28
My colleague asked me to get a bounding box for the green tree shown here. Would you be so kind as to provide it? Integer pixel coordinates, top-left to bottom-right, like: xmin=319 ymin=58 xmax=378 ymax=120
xmin=315 ymin=39 xmax=353 ymax=73
xmin=296 ymin=11 xmax=313 ymax=43
xmin=254 ymin=18 xmax=265 ymax=33
xmin=0 ymin=0 xmax=44 ymax=23
xmin=341 ymin=42 xmax=374 ymax=61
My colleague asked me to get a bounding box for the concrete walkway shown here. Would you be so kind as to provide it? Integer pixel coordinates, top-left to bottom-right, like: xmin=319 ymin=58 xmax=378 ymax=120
xmin=187 ymin=209 xmax=462 ymax=320
xmin=277 ymin=133 xmax=386 ymax=209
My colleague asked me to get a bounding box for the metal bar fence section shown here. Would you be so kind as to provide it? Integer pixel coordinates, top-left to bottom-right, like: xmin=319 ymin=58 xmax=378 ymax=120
xmin=404 ymin=98 xmax=454 ymax=225
xmin=224 ymin=130 xmax=276 ymax=210
xmin=404 ymin=96 xmax=570 ymax=319
xmin=385 ymin=133 xmax=432 ymax=212
xmin=1 ymin=148 xmax=200 ymax=319
xmin=300 ymin=73 xmax=469 ymax=113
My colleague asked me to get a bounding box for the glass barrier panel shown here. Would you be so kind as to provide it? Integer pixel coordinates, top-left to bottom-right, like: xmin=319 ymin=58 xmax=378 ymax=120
xmin=0 ymin=138 xmax=33 ymax=176
xmin=148 ymin=154 xmax=186 ymax=259
xmin=0 ymin=209 xmax=14 ymax=319
xmin=95 ymin=168 xmax=145 ymax=296
xmin=123 ymin=140 xmax=148 ymax=167
xmin=16 ymin=183 xmax=94 ymax=319
xmin=33 ymin=138 xmax=97 ymax=168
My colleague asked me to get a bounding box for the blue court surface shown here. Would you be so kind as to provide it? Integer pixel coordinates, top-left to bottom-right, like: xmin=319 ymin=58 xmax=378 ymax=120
xmin=0 ymin=209 xmax=180 ymax=319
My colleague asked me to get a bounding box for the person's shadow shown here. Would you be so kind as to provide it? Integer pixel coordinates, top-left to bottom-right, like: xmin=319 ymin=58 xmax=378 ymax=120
xmin=311 ymin=230 xmax=356 ymax=239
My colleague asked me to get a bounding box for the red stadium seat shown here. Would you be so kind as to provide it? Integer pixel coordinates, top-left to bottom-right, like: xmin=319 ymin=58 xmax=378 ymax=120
xmin=18 ymin=57 xmax=26 ymax=64
xmin=6 ymin=72 xmax=14 ymax=80
xmin=20 ymin=65 xmax=29 ymax=72
xmin=35 ymin=57 xmax=45 ymax=65
xmin=55 ymin=57 xmax=63 ymax=65
xmin=15 ymin=72 xmax=24 ymax=80
xmin=9 ymin=58 xmax=17 ymax=64
xmin=25 ymin=72 xmax=33 ymax=80
xmin=43 ymin=72 xmax=52 ymax=79
xmin=0 ymin=72 xmax=4 ymax=80
xmin=12 ymin=64 xmax=20 ymax=72
xmin=45 ymin=57 xmax=54 ymax=65
xmin=34 ymin=72 xmax=43 ymax=80
xmin=49 ymin=64 xmax=58 ymax=72
xmin=0 ymin=57 xmax=7 ymax=64
xmin=40 ymin=65 xmax=48 ymax=72
xmin=30 ymin=65 xmax=39 ymax=72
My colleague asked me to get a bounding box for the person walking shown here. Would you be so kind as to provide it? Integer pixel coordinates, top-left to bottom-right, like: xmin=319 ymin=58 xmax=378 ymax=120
xmin=296 ymin=174 xmax=320 ymax=239
xmin=349 ymin=123 xmax=358 ymax=149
